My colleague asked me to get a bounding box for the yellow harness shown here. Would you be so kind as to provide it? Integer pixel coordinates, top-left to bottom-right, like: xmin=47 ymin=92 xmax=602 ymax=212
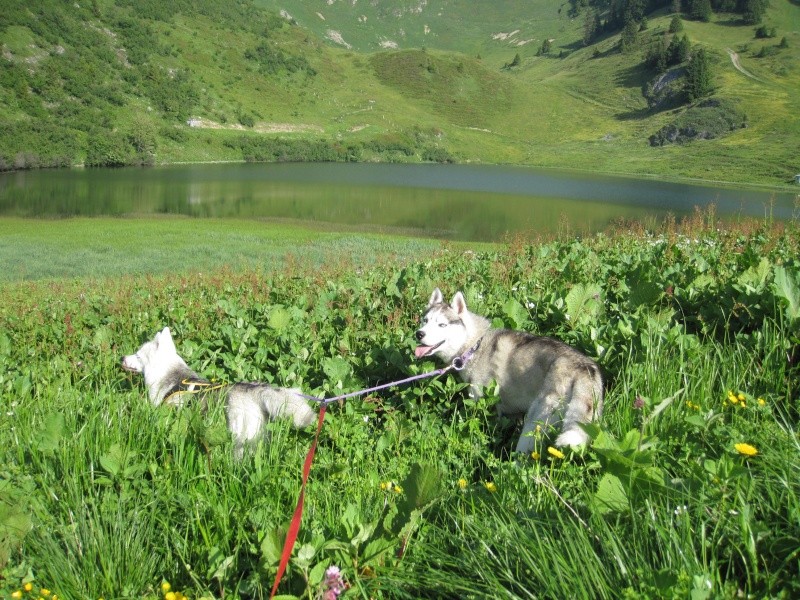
xmin=163 ymin=378 xmax=227 ymax=406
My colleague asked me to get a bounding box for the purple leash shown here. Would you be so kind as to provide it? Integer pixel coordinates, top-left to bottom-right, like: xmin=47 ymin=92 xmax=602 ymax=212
xmin=297 ymin=341 xmax=481 ymax=406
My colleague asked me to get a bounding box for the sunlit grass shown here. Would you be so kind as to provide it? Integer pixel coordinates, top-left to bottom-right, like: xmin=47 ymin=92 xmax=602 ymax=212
xmin=0 ymin=216 xmax=456 ymax=282
xmin=1 ymin=217 xmax=798 ymax=598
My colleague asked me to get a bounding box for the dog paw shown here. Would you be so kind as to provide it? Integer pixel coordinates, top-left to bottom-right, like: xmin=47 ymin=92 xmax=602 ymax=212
xmin=554 ymin=428 xmax=588 ymax=448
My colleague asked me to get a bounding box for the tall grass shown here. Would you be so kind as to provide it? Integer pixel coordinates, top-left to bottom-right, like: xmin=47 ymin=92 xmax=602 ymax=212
xmin=1 ymin=217 xmax=798 ymax=599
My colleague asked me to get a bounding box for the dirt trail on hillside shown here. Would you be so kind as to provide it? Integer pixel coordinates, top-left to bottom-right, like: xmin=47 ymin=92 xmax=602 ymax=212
xmin=726 ymin=48 xmax=765 ymax=83
xmin=186 ymin=118 xmax=323 ymax=133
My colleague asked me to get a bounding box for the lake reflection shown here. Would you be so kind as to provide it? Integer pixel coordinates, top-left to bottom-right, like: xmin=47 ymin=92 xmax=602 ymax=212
xmin=0 ymin=163 xmax=795 ymax=241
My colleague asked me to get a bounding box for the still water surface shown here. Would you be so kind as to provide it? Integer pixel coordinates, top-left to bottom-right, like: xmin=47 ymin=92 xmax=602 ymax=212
xmin=0 ymin=163 xmax=795 ymax=241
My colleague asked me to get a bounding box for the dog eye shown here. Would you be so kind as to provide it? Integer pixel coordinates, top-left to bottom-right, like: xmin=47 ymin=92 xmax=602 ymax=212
xmin=438 ymin=323 xmax=447 ymax=328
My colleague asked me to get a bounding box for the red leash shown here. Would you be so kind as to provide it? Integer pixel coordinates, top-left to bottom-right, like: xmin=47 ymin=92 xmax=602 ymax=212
xmin=267 ymin=348 xmax=477 ymax=597
xmin=269 ymin=404 xmax=327 ymax=599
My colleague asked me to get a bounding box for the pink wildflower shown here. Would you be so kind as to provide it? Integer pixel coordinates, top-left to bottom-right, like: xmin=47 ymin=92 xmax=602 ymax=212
xmin=320 ymin=565 xmax=347 ymax=600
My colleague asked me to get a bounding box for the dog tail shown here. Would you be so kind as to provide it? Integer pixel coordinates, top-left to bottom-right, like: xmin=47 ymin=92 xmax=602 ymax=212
xmin=264 ymin=387 xmax=316 ymax=428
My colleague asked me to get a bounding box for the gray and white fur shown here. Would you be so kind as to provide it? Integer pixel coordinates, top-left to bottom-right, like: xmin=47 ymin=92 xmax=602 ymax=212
xmin=122 ymin=327 xmax=316 ymax=458
xmin=415 ymin=288 xmax=603 ymax=453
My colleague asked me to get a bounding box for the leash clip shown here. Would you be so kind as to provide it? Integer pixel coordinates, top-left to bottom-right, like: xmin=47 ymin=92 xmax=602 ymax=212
xmin=452 ymin=338 xmax=481 ymax=371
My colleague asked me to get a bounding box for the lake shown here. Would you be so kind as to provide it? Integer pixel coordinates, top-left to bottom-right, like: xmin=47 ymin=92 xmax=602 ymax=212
xmin=0 ymin=163 xmax=796 ymax=241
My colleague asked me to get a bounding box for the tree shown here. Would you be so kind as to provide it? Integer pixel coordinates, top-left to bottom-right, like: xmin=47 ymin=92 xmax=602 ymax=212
xmin=537 ymin=39 xmax=552 ymax=56
xmin=620 ymin=20 xmax=640 ymax=53
xmin=669 ymin=15 xmax=684 ymax=33
xmin=668 ymin=33 xmax=691 ymax=64
xmin=740 ymin=0 xmax=768 ymax=25
xmin=583 ymin=9 xmax=601 ymax=46
xmin=687 ymin=0 xmax=712 ymax=22
xmin=646 ymin=36 xmax=669 ymax=72
xmin=685 ymin=47 xmax=713 ymax=102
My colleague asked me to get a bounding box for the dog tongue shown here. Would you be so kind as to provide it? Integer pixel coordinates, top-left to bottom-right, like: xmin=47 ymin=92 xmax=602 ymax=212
xmin=414 ymin=345 xmax=433 ymax=358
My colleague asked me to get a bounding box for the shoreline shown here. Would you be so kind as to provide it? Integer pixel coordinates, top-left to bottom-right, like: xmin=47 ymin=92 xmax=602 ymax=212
xmin=29 ymin=158 xmax=799 ymax=194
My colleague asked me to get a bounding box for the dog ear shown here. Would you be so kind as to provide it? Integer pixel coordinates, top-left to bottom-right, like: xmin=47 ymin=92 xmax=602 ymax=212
xmin=157 ymin=327 xmax=175 ymax=350
xmin=428 ymin=288 xmax=444 ymax=307
xmin=451 ymin=291 xmax=467 ymax=315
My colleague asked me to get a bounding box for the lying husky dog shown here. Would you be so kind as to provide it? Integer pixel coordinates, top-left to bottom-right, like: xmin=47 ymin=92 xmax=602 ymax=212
xmin=415 ymin=289 xmax=603 ymax=453
xmin=122 ymin=327 xmax=316 ymax=457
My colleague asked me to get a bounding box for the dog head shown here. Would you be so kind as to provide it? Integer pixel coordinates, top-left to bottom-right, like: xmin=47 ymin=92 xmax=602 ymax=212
xmin=121 ymin=326 xmax=177 ymax=375
xmin=414 ymin=288 xmax=471 ymax=363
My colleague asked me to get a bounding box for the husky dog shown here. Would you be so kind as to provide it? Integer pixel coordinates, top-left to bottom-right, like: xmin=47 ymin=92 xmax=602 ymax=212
xmin=415 ymin=289 xmax=603 ymax=452
xmin=122 ymin=327 xmax=316 ymax=457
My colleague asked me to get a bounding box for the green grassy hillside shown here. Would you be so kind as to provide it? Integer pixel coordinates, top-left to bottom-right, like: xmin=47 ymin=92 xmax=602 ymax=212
xmin=0 ymin=0 xmax=797 ymax=186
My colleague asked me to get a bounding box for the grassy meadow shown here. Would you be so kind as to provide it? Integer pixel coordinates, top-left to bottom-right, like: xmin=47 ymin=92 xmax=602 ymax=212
xmin=1 ymin=214 xmax=799 ymax=599
xmin=0 ymin=217 xmax=455 ymax=282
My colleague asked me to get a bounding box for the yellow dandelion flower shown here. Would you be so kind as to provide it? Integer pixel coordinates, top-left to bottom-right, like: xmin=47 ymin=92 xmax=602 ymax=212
xmin=735 ymin=443 xmax=758 ymax=457
xmin=165 ymin=592 xmax=176 ymax=600
xmin=737 ymin=393 xmax=745 ymax=402
xmin=11 ymin=591 xmax=22 ymax=600
xmin=531 ymin=451 xmax=540 ymax=460
xmin=484 ymin=482 xmax=497 ymax=493
xmin=740 ymin=401 xmax=746 ymax=408
xmin=380 ymin=481 xmax=389 ymax=491
xmin=41 ymin=590 xmax=51 ymax=597
xmin=729 ymin=395 xmax=738 ymax=404
xmin=161 ymin=582 xmax=171 ymax=594
xmin=757 ymin=397 xmax=766 ymax=406
xmin=24 ymin=583 xmax=33 ymax=592
xmin=457 ymin=478 xmax=468 ymax=490
xmin=393 ymin=484 xmax=403 ymax=494
xmin=547 ymin=446 xmax=565 ymax=460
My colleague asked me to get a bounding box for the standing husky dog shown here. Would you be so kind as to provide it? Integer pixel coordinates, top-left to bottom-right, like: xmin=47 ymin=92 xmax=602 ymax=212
xmin=415 ymin=289 xmax=603 ymax=452
xmin=122 ymin=327 xmax=316 ymax=457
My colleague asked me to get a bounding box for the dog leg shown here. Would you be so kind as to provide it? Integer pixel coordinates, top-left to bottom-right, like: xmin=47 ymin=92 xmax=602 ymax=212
xmin=227 ymin=397 xmax=265 ymax=459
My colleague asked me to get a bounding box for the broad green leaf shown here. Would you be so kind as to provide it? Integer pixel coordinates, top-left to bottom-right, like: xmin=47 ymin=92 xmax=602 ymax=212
xmin=35 ymin=413 xmax=64 ymax=452
xmin=774 ymin=266 xmax=800 ymax=320
xmin=593 ymin=473 xmax=628 ymax=514
xmin=322 ymin=356 xmax=352 ymax=384
xmin=361 ymin=537 xmax=396 ymax=565
xmin=0 ymin=333 xmax=11 ymax=356
xmin=268 ymin=306 xmax=292 ymax=331
xmin=502 ymin=298 xmax=528 ymax=329
xmin=295 ymin=543 xmax=316 ymax=567
xmin=736 ymin=257 xmax=770 ymax=291
xmin=93 ymin=325 xmax=113 ymax=349
xmin=399 ymin=462 xmax=441 ymax=513
xmin=691 ymin=273 xmax=715 ymax=290
xmin=207 ymin=547 xmax=235 ymax=580
xmin=308 ymin=561 xmax=329 ymax=587
xmin=628 ymin=280 xmax=662 ymax=308
xmin=564 ymin=283 xmax=602 ymax=327
xmin=619 ymin=429 xmax=641 ymax=452
xmin=260 ymin=527 xmax=286 ymax=565
xmin=684 ymin=414 xmax=706 ymax=428
xmin=99 ymin=443 xmax=124 ymax=477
